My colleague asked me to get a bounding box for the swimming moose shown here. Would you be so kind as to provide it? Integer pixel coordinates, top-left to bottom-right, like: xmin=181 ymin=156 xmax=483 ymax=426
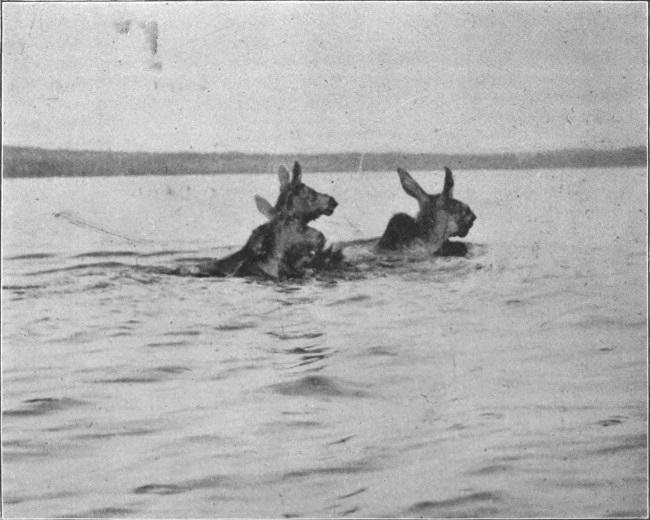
xmin=377 ymin=167 xmax=476 ymax=256
xmin=195 ymin=162 xmax=339 ymax=280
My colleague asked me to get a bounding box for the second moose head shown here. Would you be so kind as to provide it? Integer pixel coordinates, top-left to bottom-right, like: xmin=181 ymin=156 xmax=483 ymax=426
xmin=377 ymin=166 xmax=476 ymax=255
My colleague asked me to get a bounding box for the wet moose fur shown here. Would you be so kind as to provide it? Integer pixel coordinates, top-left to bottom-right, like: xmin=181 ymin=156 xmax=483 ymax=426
xmin=196 ymin=162 xmax=339 ymax=280
xmin=377 ymin=167 xmax=476 ymax=256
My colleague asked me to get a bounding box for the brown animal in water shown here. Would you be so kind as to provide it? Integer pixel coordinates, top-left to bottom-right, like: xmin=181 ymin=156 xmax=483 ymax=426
xmin=195 ymin=162 xmax=338 ymax=279
xmin=377 ymin=167 xmax=476 ymax=256
xmin=272 ymin=161 xmax=338 ymax=223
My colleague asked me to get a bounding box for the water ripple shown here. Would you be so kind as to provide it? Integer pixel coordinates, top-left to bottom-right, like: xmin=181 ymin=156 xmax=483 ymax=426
xmin=133 ymin=474 xmax=233 ymax=496
xmin=268 ymin=330 xmax=325 ymax=341
xmin=590 ymin=434 xmax=646 ymax=456
xmin=3 ymin=397 xmax=88 ymax=418
xmin=269 ymin=375 xmax=369 ymax=398
xmin=282 ymin=459 xmax=377 ymax=480
xmin=338 ymin=487 xmax=367 ymax=499
xmin=406 ymin=491 xmax=503 ymax=517
xmin=62 ymin=507 xmax=136 ymax=519
xmin=469 ymin=463 xmax=513 ymax=476
xmin=26 ymin=261 xmax=129 ymax=276
xmin=73 ymin=251 xmax=139 ymax=258
xmin=5 ymin=253 xmax=56 ymax=261
xmin=214 ymin=321 xmax=258 ymax=331
xmin=326 ymin=294 xmax=371 ymax=306
xmin=146 ymin=341 xmax=190 ymax=348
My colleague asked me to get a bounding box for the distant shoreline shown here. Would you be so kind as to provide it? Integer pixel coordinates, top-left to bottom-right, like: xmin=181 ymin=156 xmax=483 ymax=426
xmin=2 ymin=145 xmax=647 ymax=178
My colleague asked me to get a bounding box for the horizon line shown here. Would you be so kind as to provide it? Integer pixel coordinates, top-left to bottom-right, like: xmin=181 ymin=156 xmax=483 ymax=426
xmin=3 ymin=143 xmax=648 ymax=157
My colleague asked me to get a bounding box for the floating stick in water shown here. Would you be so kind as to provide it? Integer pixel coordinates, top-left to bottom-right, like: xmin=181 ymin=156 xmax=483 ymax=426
xmin=53 ymin=211 xmax=153 ymax=245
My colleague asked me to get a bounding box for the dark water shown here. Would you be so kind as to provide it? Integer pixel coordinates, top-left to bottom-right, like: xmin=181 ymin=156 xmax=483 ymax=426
xmin=2 ymin=169 xmax=647 ymax=518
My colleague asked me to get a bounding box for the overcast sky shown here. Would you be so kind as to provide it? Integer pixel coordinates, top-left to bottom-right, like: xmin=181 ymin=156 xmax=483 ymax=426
xmin=2 ymin=2 xmax=647 ymax=154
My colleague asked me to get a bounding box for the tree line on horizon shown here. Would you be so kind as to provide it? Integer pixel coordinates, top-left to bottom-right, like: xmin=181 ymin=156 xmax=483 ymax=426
xmin=2 ymin=145 xmax=647 ymax=178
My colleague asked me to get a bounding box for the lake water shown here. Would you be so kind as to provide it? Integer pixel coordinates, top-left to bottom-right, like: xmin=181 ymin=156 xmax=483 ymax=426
xmin=2 ymin=167 xmax=648 ymax=518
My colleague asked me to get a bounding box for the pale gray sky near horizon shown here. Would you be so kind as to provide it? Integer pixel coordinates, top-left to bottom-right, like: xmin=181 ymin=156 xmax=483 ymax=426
xmin=2 ymin=2 xmax=648 ymax=154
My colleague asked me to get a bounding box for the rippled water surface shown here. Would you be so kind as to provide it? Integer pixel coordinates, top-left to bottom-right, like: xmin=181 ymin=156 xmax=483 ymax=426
xmin=2 ymin=168 xmax=648 ymax=518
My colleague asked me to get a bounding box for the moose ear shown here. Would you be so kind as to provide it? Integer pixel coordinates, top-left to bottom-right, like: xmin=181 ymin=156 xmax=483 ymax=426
xmin=291 ymin=161 xmax=302 ymax=185
xmin=397 ymin=168 xmax=428 ymax=203
xmin=255 ymin=195 xmax=277 ymax=220
xmin=285 ymin=192 xmax=294 ymax=211
xmin=442 ymin=167 xmax=454 ymax=199
xmin=278 ymin=165 xmax=290 ymax=190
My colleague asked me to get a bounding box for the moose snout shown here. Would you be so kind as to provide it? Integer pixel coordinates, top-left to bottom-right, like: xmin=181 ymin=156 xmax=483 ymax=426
xmin=324 ymin=197 xmax=338 ymax=215
xmin=457 ymin=209 xmax=476 ymax=237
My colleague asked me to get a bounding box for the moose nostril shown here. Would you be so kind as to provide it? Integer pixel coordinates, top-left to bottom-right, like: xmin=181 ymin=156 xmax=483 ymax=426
xmin=330 ymin=198 xmax=338 ymax=208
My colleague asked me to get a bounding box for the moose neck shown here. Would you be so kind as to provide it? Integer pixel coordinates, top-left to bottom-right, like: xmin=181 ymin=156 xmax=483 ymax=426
xmin=417 ymin=212 xmax=450 ymax=253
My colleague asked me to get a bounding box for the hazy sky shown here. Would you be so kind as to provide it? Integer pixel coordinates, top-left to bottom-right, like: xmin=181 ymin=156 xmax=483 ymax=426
xmin=3 ymin=2 xmax=647 ymax=154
